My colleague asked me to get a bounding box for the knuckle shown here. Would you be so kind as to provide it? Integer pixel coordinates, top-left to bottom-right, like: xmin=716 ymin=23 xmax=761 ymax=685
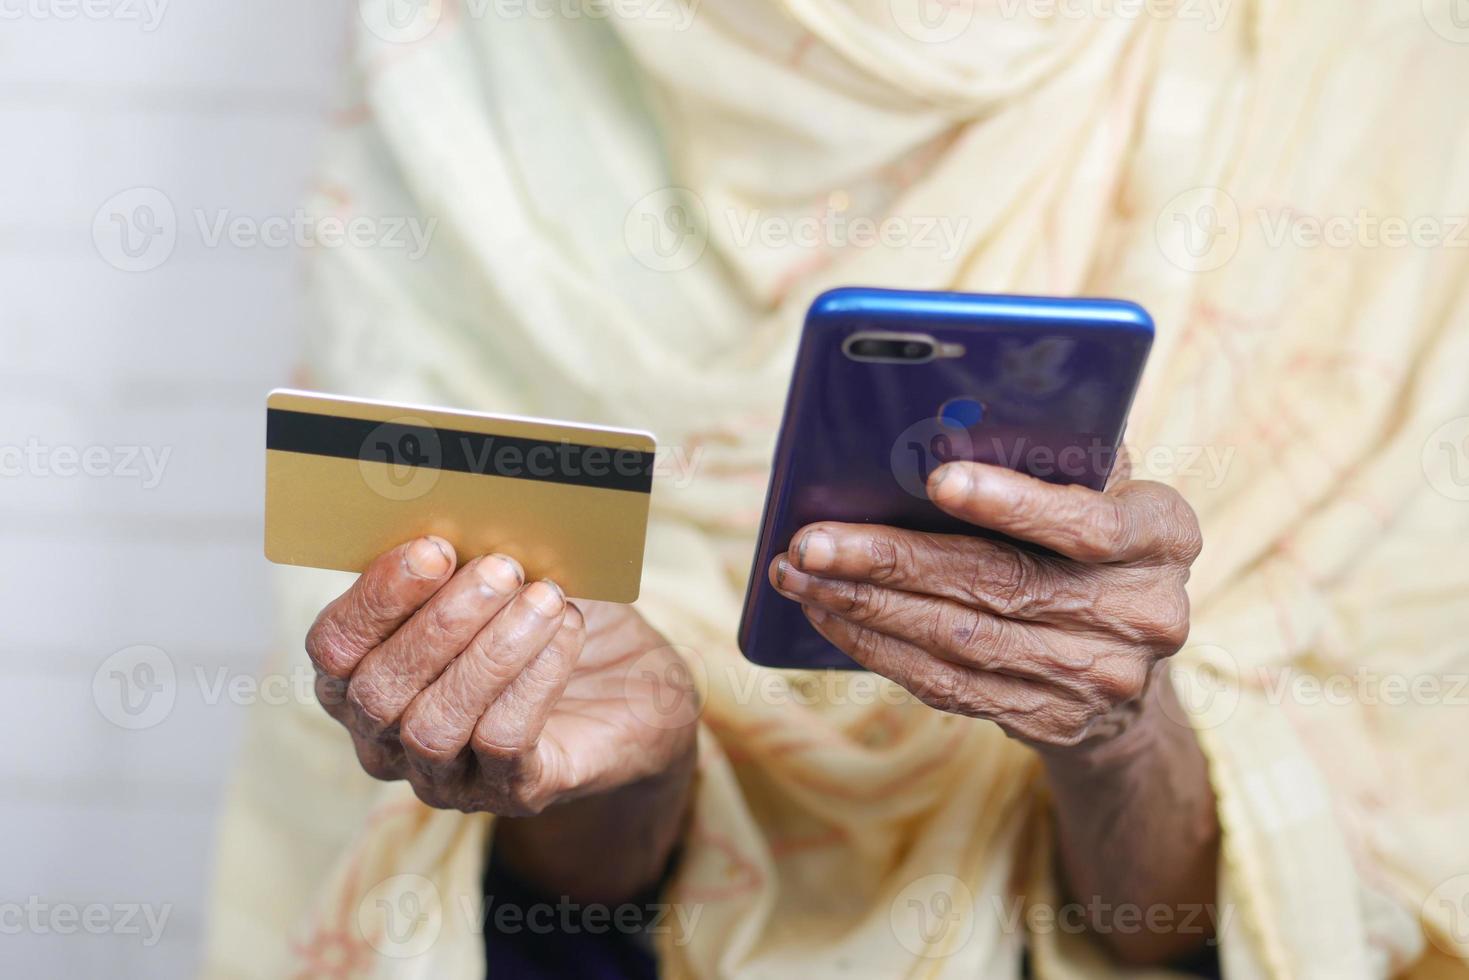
xmin=1002 ymin=486 xmax=1048 ymax=533
xmin=837 ymin=581 xmax=888 ymax=622
xmin=989 ymin=694 xmax=1045 ymax=739
xmin=1131 ymin=483 xmax=1203 ymax=564
xmin=1043 ymin=703 xmax=1095 ymax=747
xmin=476 ymin=764 xmax=547 ymax=818
xmin=1091 ymin=658 xmax=1150 ymax=704
xmin=346 ymin=674 xmax=401 ymax=735
xmin=561 ymin=601 xmax=587 ymax=634
xmin=1076 ymin=496 xmax=1129 ymax=561
xmin=971 ymin=553 xmax=1045 ymax=619
xmin=313 ymin=671 xmax=351 ymax=717
xmin=913 ymin=669 xmax=970 ymax=716
xmin=523 ymin=645 xmax=571 ymax=691
xmin=492 ymin=795 xmax=545 ymax=819
xmin=355 ymin=565 xmax=403 ymax=623
xmin=941 ymin=607 xmax=992 ymax=663
xmin=304 ymin=615 xmax=358 ymax=678
xmin=352 ymin=737 xmax=403 ymax=782
xmin=1134 ymin=590 xmax=1192 ymax=649
xmin=1169 ymin=496 xmax=1204 ymax=563
xmin=864 ymin=534 xmax=906 ymax=583
xmin=414 ymin=598 xmax=462 ymax=648
xmin=468 ymin=635 xmax=527 ymax=692
xmin=398 ymin=705 xmax=463 ymax=767
xmin=407 ymin=778 xmax=453 ymax=811
xmin=471 ymin=728 xmax=532 ymax=766
xmin=844 ymin=624 xmax=886 ymax=666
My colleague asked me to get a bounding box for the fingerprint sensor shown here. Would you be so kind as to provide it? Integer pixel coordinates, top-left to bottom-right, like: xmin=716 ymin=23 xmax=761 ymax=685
xmin=938 ymin=397 xmax=985 ymax=429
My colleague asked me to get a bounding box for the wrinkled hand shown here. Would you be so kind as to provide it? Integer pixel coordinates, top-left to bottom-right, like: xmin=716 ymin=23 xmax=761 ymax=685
xmin=769 ymin=460 xmax=1202 ymax=751
xmin=306 ymin=537 xmax=696 ymax=816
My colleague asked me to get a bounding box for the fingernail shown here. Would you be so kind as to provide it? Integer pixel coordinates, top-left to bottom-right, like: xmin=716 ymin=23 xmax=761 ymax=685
xmin=804 ymin=605 xmax=828 ymax=625
xmin=773 ymin=559 xmax=810 ymax=593
xmin=931 ymin=464 xmax=971 ymax=502
xmin=524 ymin=580 xmax=564 ymax=617
xmin=406 ymin=537 xmax=452 ymax=579
xmin=797 ymin=531 xmax=834 ymax=571
xmin=475 ymin=554 xmax=522 ymax=595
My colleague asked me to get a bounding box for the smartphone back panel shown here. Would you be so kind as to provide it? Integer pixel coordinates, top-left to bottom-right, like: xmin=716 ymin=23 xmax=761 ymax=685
xmin=738 ymin=288 xmax=1153 ymax=669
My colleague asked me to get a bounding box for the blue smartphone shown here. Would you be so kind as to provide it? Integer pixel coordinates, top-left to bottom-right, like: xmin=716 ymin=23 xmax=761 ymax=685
xmin=738 ymin=287 xmax=1154 ymax=670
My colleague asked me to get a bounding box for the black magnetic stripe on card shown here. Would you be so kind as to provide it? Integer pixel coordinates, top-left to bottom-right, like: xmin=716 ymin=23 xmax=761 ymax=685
xmin=266 ymin=408 xmax=654 ymax=494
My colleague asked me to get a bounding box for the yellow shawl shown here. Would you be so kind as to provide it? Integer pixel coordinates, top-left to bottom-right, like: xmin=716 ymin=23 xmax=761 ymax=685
xmin=205 ymin=2 xmax=1469 ymax=976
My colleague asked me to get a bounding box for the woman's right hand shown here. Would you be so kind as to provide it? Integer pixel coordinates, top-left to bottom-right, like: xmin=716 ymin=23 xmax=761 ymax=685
xmin=304 ymin=536 xmax=698 ymax=823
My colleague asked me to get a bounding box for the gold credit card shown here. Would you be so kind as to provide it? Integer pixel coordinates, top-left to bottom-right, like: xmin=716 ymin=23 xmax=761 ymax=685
xmin=264 ymin=389 xmax=656 ymax=602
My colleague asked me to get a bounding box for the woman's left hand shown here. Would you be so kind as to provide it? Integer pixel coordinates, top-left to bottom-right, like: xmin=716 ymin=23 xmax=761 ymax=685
xmin=768 ymin=459 xmax=1203 ymax=751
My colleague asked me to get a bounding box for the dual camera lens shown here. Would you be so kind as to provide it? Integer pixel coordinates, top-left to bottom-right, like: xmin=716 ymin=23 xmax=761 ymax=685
xmin=844 ymin=336 xmax=935 ymax=362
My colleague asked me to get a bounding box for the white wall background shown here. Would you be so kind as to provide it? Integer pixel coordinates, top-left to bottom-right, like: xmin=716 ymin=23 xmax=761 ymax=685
xmin=1 ymin=3 xmax=352 ymax=974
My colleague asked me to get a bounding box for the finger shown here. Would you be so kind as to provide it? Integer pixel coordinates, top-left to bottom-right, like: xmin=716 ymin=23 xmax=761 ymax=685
xmin=1105 ymin=444 xmax=1134 ymax=490
xmin=771 ymin=557 xmax=1073 ymax=679
xmin=347 ymin=729 xmax=407 ymax=782
xmin=785 ymin=523 xmax=1100 ymax=623
xmin=345 ymin=553 xmax=525 ymax=738
xmin=305 ymin=536 xmax=456 ymax=678
xmin=926 ymin=463 xmax=1202 ymax=565
xmin=313 ymin=669 xmax=352 ymax=724
xmin=799 ymin=605 xmax=1049 ymax=727
xmin=397 ymin=580 xmax=568 ymax=776
xmin=469 ymin=604 xmax=587 ymax=802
